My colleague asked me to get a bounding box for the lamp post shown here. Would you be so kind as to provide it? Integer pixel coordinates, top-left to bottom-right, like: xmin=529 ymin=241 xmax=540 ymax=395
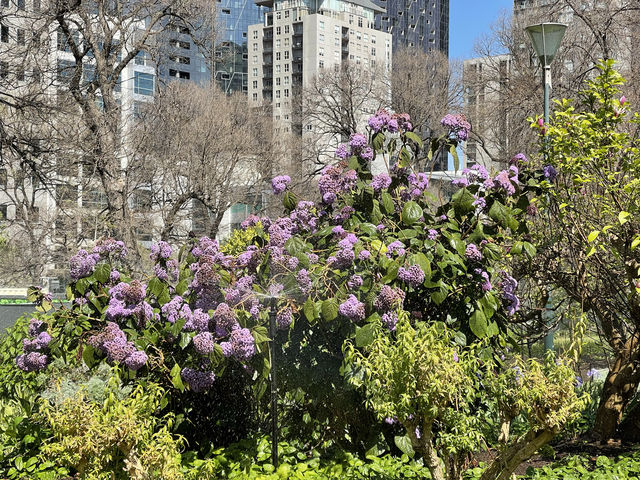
xmin=525 ymin=22 xmax=567 ymax=352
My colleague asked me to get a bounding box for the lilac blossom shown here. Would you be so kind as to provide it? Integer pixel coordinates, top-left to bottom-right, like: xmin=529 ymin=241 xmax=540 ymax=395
xmin=150 ymin=241 xmax=172 ymax=261
xmin=15 ymin=352 xmax=48 ymax=372
xmin=347 ymin=275 xmax=363 ymax=289
xmin=181 ymin=368 xmax=216 ymax=392
xmin=371 ymin=173 xmax=392 ymax=192
xmin=69 ymin=249 xmax=100 ymax=280
xmin=92 ymin=238 xmax=128 ymax=258
xmin=493 ymin=170 xmax=516 ymax=196
xmin=338 ymin=295 xmax=366 ymax=322
xmin=193 ymin=332 xmax=215 ymax=355
xmin=500 ymin=272 xmax=520 ymax=316
xmin=374 ymin=285 xmax=405 ymax=312
xmin=474 ymin=268 xmax=492 ymax=292
xmin=271 ymin=175 xmax=291 ymax=194
xmin=441 ymin=113 xmax=471 ymax=141
xmin=335 ymin=144 xmax=350 ymax=160
xmin=543 ymin=165 xmax=557 ymax=181
xmin=297 ymin=269 xmax=312 ymax=294
xmin=386 ymin=240 xmax=406 ymax=257
xmin=213 ymin=303 xmax=238 ymax=337
xmin=397 ymin=265 xmax=425 ymax=287
xmin=427 ymin=229 xmax=439 ymax=240
xmin=452 ymin=177 xmax=469 ymax=188
xmin=276 ymin=307 xmax=293 ymax=329
xmin=229 ymin=328 xmax=256 ymax=361
xmin=349 ymin=133 xmax=368 ymax=149
xmin=124 ymin=351 xmax=148 ymax=371
xmin=381 ymin=311 xmax=399 ymax=331
xmin=358 ymin=249 xmax=371 ymax=260
xmin=465 ymin=243 xmax=483 ymax=261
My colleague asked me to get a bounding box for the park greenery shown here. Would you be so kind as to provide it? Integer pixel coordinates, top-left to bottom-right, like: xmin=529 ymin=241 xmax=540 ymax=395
xmin=0 ymin=61 xmax=638 ymax=479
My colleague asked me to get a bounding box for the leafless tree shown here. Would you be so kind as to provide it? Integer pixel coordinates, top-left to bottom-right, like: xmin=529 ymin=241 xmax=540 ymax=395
xmin=134 ymin=82 xmax=274 ymax=240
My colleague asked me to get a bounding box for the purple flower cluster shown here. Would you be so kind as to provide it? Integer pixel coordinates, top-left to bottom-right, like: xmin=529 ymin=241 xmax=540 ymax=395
xmin=403 ymin=172 xmax=429 ymax=200
xmin=474 ymin=268 xmax=492 ymax=292
xmin=500 ymin=272 xmax=520 ymax=316
xmin=381 ymin=311 xmax=399 ymax=331
xmin=543 ymin=165 xmax=557 ymax=181
xmin=465 ymin=243 xmax=483 ymax=261
xmin=491 ymin=167 xmax=519 ymax=196
xmin=181 ymin=367 xmax=216 ymax=392
xmin=272 ymin=175 xmax=291 ymax=194
xmin=88 ymin=322 xmax=148 ymax=371
xmin=463 ymin=164 xmax=490 ymax=183
xmin=297 ymin=269 xmax=312 ymax=294
xmin=347 ymin=274 xmax=363 ymax=289
xmin=329 ymin=233 xmax=358 ymax=270
xmin=16 ymin=318 xmax=51 ymax=372
xmin=451 ymin=177 xmax=469 ymax=188
xmin=397 ymin=265 xmax=425 ymax=288
xmin=318 ymin=164 xmax=357 ymax=205
xmin=220 ymin=328 xmax=256 ymax=362
xmin=290 ymin=201 xmax=318 ymax=233
xmin=276 ymin=307 xmax=293 ymax=330
xmin=213 ymin=302 xmax=239 ymax=337
xmin=92 ymin=238 xmax=128 ymax=258
xmin=427 ymin=229 xmax=439 ymax=240
xmin=386 ymin=240 xmax=406 ymax=257
xmin=374 ymin=285 xmax=406 ymax=313
xmin=441 ymin=114 xmax=471 ymax=141
xmin=368 ymin=109 xmax=412 ymax=133
xmin=105 ymin=280 xmax=154 ymax=328
xmin=193 ymin=332 xmax=215 ymax=355
xmin=69 ymin=249 xmax=100 ymax=280
xmin=150 ymin=241 xmax=172 ymax=262
xmin=370 ymin=173 xmax=392 ymax=192
xmin=338 ymin=295 xmax=365 ymax=322
xmin=510 ymin=153 xmax=528 ymax=165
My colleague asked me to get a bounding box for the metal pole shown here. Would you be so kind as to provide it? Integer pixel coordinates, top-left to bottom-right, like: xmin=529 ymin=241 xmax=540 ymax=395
xmin=543 ymin=64 xmax=554 ymax=352
xmin=269 ymin=297 xmax=279 ymax=467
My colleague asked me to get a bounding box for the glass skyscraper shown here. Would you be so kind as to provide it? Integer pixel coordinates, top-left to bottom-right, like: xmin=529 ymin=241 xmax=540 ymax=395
xmin=214 ymin=0 xmax=269 ymax=94
xmin=375 ymin=0 xmax=449 ymax=56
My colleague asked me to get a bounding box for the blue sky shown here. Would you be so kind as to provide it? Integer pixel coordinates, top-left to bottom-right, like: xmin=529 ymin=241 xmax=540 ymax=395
xmin=449 ymin=0 xmax=513 ymax=60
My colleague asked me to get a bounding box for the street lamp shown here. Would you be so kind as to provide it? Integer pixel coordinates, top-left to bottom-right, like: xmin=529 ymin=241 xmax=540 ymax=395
xmin=525 ymin=22 xmax=567 ymax=352
xmin=524 ymin=23 xmax=568 ymax=126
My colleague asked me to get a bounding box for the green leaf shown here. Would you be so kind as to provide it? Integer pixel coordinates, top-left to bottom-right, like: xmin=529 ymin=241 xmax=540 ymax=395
xmin=303 ymin=297 xmax=316 ymax=322
xmin=94 ymin=263 xmax=111 ymax=284
xmin=451 ymin=188 xmax=475 ymax=216
xmin=179 ymin=333 xmax=191 ymax=350
xmin=404 ymin=131 xmax=423 ymax=148
xmin=401 ymin=201 xmax=423 ymax=226
xmin=398 ymin=146 xmax=412 ymax=168
xmin=359 ymin=223 xmax=379 ymax=236
xmin=381 ymin=192 xmax=395 ymax=214
xmin=431 ymin=288 xmax=447 ymax=305
xmin=398 ymin=229 xmax=418 ymax=240
xmin=587 ymin=230 xmax=600 ymax=243
xmin=381 ymin=262 xmax=400 ymax=284
xmin=394 ymin=435 xmax=415 ymax=457
xmin=619 ymin=211 xmax=631 ymax=225
xmin=523 ymin=242 xmax=537 ymax=258
xmin=82 ymin=344 xmax=96 ymax=368
xmin=175 ymin=279 xmax=188 ymax=296
xmin=372 ymin=132 xmax=385 ymax=152
xmin=170 ymin=363 xmax=185 ymax=391
xmin=632 ymin=236 xmax=640 ymax=250
xmin=450 ymin=144 xmax=460 ymax=172
xmin=321 ymin=299 xmax=339 ymax=321
xmin=410 ymin=252 xmax=431 ymax=281
xmin=488 ymin=200 xmax=518 ymax=231
xmin=469 ymin=309 xmax=488 ymax=338
xmin=252 ymin=325 xmax=270 ymax=344
xmin=285 ymin=236 xmax=307 ymax=256
xmin=355 ymin=323 xmax=377 ymax=347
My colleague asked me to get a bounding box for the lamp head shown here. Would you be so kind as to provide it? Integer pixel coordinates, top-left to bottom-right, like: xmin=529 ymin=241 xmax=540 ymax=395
xmin=525 ymin=23 xmax=567 ymax=67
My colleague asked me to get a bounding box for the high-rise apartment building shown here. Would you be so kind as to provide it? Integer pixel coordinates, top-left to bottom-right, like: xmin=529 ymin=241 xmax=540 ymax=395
xmin=375 ymin=0 xmax=449 ymax=55
xmin=248 ymin=0 xmax=391 ymax=140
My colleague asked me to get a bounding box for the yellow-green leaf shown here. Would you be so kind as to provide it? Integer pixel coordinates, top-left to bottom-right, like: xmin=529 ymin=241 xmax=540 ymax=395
xmin=587 ymin=231 xmax=600 ymax=243
xmin=619 ymin=211 xmax=631 ymax=225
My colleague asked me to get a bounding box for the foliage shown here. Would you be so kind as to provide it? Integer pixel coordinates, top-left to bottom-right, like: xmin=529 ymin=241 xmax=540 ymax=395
xmin=182 ymin=436 xmax=432 ymax=479
xmin=345 ymin=314 xmax=587 ymax=480
xmin=40 ymin=379 xmax=183 ymax=479
xmin=527 ymin=60 xmax=640 ymax=439
xmin=520 ymin=451 xmax=640 ymax=480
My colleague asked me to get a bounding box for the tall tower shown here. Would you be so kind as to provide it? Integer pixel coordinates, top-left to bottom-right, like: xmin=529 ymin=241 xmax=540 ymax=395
xmin=375 ymin=0 xmax=449 ymax=55
xmin=215 ymin=0 xmax=270 ymax=94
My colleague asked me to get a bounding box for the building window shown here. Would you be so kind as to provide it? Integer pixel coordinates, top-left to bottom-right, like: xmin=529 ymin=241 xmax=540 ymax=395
xmin=284 ymin=76 xmax=289 ymax=85
xmin=56 ymin=59 xmax=74 ymax=82
xmin=276 ymin=52 xmax=281 ymax=60
xmin=284 ymin=51 xmax=289 ymax=59
xmin=284 ymin=38 xmax=289 ymax=47
xmin=252 ymin=93 xmax=258 ymax=101
xmin=252 ymin=68 xmax=258 ymax=76
xmin=358 ymin=17 xmax=362 ymax=27
xmin=276 ymin=39 xmax=281 ymax=48
xmin=17 ymin=0 xmax=25 ymax=9
xmin=276 ymin=11 xmax=281 ymax=19
xmin=284 ymin=63 xmax=289 ymax=72
xmin=222 ymin=8 xmax=230 ymax=13
xmin=134 ymin=71 xmax=154 ymax=95
xmin=0 ymin=0 xmax=8 ymax=7
xmin=1 ymin=24 xmax=8 ymax=43
xmin=319 ymin=47 xmax=324 ymax=56
xmin=275 ymin=90 xmax=280 ymax=98
xmin=319 ymin=60 xmax=324 ymax=69
xmin=135 ymin=50 xmax=151 ymax=66
xmin=169 ymin=69 xmax=190 ymax=79
xmin=284 ymin=10 xmax=289 ymax=18
xmin=253 ymin=42 xmax=258 ymax=51
xmin=0 ymin=205 xmax=7 ymax=221
xmin=319 ymin=20 xmax=324 ymax=30
xmin=284 ymin=25 xmax=289 ymax=33
xmin=319 ymin=33 xmax=324 ymax=42
xmin=252 ymin=80 xmax=257 ymax=88
xmin=169 ymin=54 xmax=190 ymax=64
xmin=275 ymin=77 xmax=280 ymax=86
xmin=16 ymin=28 xmax=25 ymax=45
xmin=276 ymin=64 xmax=281 ymax=73
xmin=284 ymin=88 xmax=289 ymax=97
xmin=276 ymin=26 xmax=281 ymax=35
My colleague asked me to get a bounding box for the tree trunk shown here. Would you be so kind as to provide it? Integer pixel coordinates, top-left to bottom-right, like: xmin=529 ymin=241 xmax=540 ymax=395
xmin=479 ymin=429 xmax=554 ymax=480
xmin=618 ymin=400 xmax=640 ymax=442
xmin=592 ymin=341 xmax=640 ymax=441
xmin=406 ymin=421 xmax=446 ymax=480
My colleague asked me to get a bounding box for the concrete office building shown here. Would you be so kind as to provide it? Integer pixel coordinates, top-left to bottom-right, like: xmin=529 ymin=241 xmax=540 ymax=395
xmin=375 ymin=0 xmax=448 ymax=55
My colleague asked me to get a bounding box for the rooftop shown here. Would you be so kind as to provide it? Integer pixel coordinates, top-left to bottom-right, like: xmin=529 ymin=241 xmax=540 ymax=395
xmin=255 ymin=0 xmax=385 ymax=14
